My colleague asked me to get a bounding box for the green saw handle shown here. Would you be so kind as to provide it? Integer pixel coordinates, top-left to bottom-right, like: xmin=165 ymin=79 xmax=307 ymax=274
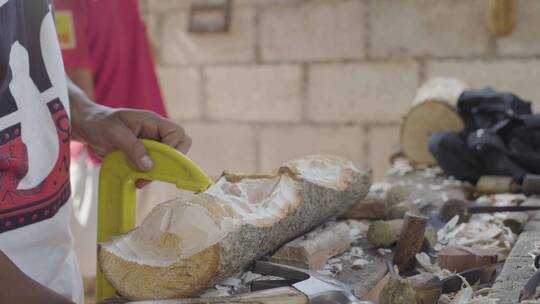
xmin=96 ymin=139 xmax=213 ymax=302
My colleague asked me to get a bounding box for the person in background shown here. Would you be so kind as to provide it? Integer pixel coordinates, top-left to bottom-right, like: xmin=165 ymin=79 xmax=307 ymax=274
xmin=0 ymin=0 xmax=191 ymax=303
xmin=54 ymin=0 xmax=170 ymax=297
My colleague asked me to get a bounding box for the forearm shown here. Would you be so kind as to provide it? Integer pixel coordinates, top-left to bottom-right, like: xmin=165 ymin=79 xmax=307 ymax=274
xmin=68 ymin=77 xmax=109 ymax=143
xmin=66 ymin=68 xmax=95 ymax=100
xmin=0 ymin=250 xmax=74 ymax=304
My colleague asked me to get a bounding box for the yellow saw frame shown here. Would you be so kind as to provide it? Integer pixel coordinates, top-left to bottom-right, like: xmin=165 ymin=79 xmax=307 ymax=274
xmin=96 ymin=140 xmax=213 ymax=302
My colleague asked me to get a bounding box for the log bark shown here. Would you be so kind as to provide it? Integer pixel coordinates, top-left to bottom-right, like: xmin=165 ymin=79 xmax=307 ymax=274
xmin=393 ymin=212 xmax=428 ymax=272
xmin=98 ymin=155 xmax=372 ymax=301
xmin=400 ymin=78 xmax=467 ymax=165
xmin=271 ymin=221 xmax=352 ymax=270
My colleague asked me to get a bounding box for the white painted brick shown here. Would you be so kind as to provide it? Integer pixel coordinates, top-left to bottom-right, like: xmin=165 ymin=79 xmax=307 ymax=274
xmin=260 ymin=1 xmax=365 ymax=61
xmin=260 ymin=125 xmax=364 ymax=172
xmin=497 ymin=0 xmax=540 ymax=56
xmin=157 ymin=67 xmax=201 ymax=120
xmin=147 ymin=0 xmax=298 ymax=12
xmin=147 ymin=0 xmax=189 ymax=13
xmin=142 ymin=14 xmax=162 ymax=58
xmin=308 ymin=62 xmax=418 ymax=123
xmin=427 ymin=59 xmax=540 ymax=111
xmin=162 ymin=7 xmax=255 ymax=64
xmin=369 ymin=0 xmax=488 ymax=58
xmin=205 ymin=65 xmax=302 ymax=122
xmin=369 ymin=125 xmax=400 ymax=181
xmin=182 ymin=123 xmax=257 ymax=178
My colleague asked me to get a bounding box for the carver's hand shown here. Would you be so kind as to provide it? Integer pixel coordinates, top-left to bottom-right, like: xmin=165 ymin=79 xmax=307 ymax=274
xmin=72 ymin=107 xmax=191 ymax=171
xmin=68 ymin=78 xmax=191 ymax=177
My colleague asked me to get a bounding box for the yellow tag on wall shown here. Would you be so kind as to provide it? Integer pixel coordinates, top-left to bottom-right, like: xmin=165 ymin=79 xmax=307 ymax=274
xmin=55 ymin=11 xmax=76 ymax=50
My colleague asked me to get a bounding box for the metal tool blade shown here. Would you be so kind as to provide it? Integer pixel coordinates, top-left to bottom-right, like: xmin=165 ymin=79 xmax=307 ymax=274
xmin=468 ymin=205 xmax=540 ymax=214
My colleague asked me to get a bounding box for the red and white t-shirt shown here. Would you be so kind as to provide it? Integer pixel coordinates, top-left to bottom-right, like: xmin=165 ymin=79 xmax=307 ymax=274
xmin=0 ymin=0 xmax=82 ymax=302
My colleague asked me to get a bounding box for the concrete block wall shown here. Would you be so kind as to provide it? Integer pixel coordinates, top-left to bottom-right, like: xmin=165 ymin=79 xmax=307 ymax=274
xmin=139 ymin=0 xmax=540 ymax=180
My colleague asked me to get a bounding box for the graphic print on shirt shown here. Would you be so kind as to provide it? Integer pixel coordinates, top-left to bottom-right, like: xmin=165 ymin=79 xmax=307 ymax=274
xmin=0 ymin=0 xmax=71 ymax=233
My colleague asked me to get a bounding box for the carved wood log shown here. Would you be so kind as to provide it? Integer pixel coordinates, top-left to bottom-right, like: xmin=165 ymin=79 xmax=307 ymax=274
xmin=393 ymin=212 xmax=428 ymax=272
xmin=271 ymin=221 xmax=352 ymax=270
xmin=400 ymin=78 xmax=468 ymax=165
xmin=98 ymin=155 xmax=372 ymax=301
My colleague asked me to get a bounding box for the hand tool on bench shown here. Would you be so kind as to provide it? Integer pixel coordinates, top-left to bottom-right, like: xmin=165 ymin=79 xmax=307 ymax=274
xmin=96 ymin=140 xmax=214 ymax=303
xmin=438 ymin=198 xmax=540 ymax=223
xmin=250 ymin=261 xmax=374 ymax=304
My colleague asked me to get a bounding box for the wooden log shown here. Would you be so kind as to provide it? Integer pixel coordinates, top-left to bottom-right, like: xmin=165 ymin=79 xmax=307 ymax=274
xmin=380 ymin=273 xmax=441 ymax=304
xmin=367 ymin=219 xmax=404 ymax=248
xmin=271 ymin=222 xmax=352 ymax=270
xmin=342 ymin=194 xmax=388 ymax=220
xmin=487 ymin=0 xmax=516 ymax=36
xmin=98 ymin=155 xmax=372 ymax=301
xmin=393 ymin=212 xmax=428 ymax=272
xmin=400 ymin=78 xmax=468 ymax=165
xmin=437 ymin=246 xmax=498 ymax=273
xmin=475 ymin=175 xmax=519 ymax=194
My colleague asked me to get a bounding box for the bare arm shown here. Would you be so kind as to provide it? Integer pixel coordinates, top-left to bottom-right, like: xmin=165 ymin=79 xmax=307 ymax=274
xmin=0 ymin=250 xmax=74 ymax=304
xmin=67 ymin=77 xmax=191 ymax=171
xmin=66 ymin=67 xmax=95 ymax=101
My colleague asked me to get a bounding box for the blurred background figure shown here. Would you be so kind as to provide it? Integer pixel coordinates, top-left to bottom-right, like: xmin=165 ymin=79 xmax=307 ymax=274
xmin=55 ymin=0 xmax=168 ymax=300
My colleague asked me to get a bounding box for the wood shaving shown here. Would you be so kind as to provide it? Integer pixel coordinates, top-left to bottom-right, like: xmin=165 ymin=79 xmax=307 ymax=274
xmin=377 ymin=248 xmax=392 ymax=256
xmin=346 ymin=220 xmax=369 ymax=241
xmin=387 ymin=158 xmax=414 ymax=176
xmin=436 ymin=201 xmax=517 ymax=255
xmin=352 ymin=258 xmax=370 ymax=269
xmin=415 ymin=252 xmax=452 ymax=279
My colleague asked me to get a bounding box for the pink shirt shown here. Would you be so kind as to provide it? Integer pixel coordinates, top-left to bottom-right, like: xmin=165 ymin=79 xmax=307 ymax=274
xmin=55 ymin=0 xmax=166 ymax=115
xmin=55 ymin=0 xmax=167 ymax=162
